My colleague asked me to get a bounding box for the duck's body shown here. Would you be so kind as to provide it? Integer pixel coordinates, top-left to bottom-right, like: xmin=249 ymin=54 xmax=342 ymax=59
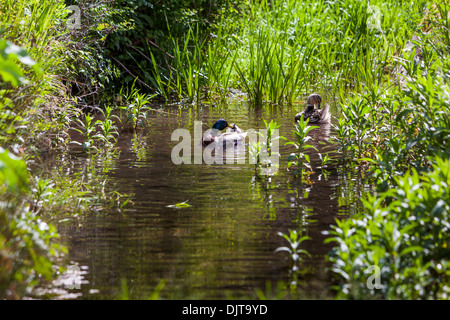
xmin=202 ymin=119 xmax=246 ymax=147
xmin=220 ymin=124 xmax=247 ymax=147
xmin=295 ymin=93 xmax=331 ymax=124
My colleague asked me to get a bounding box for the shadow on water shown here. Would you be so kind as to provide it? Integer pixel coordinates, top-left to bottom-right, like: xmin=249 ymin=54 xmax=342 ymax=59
xmin=52 ymin=101 xmax=364 ymax=299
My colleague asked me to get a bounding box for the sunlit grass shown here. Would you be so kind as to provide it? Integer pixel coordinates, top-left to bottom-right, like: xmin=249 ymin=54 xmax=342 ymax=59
xmin=142 ymin=0 xmax=426 ymax=105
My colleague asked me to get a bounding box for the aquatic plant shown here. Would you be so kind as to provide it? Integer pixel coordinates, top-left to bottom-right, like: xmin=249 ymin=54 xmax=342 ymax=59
xmin=149 ymin=49 xmax=172 ymax=101
xmin=72 ymin=113 xmax=99 ymax=152
xmin=275 ymin=230 xmax=311 ymax=291
xmin=317 ymin=152 xmax=331 ymax=180
xmin=172 ymin=25 xmax=208 ymax=103
xmin=30 ymin=177 xmax=55 ymax=214
xmin=96 ymin=106 xmax=120 ymax=148
xmin=147 ymin=22 xmax=210 ymax=103
xmin=324 ymin=4 xmax=450 ymax=299
xmin=286 ymin=117 xmax=318 ymax=179
xmin=250 ymin=119 xmax=284 ymax=176
xmin=263 ymin=119 xmax=282 ymax=157
xmin=205 ymin=20 xmax=238 ymax=101
xmin=0 ymin=0 xmax=445 ymax=301
xmin=275 ymin=230 xmax=311 ymax=265
xmin=122 ymin=88 xmax=154 ymax=132
xmin=249 ymin=141 xmax=262 ymax=174
xmin=102 ymin=0 xmax=426 ymax=107
xmin=318 ymin=152 xmax=331 ymax=170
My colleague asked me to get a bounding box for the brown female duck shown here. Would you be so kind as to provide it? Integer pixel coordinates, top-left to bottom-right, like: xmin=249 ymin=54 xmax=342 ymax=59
xmin=295 ymin=93 xmax=330 ymax=124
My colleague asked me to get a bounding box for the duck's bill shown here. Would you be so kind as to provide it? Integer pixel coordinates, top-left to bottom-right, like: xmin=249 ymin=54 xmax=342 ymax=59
xmin=227 ymin=124 xmax=234 ymax=128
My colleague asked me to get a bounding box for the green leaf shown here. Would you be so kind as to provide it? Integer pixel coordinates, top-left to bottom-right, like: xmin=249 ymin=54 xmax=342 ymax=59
xmin=400 ymin=246 xmax=424 ymax=256
xmin=0 ymin=60 xmax=25 ymax=86
xmin=285 ymin=141 xmax=298 ymax=149
xmin=0 ymin=147 xmax=29 ymax=192
xmin=274 ymin=246 xmax=292 ymax=254
xmin=304 ymin=153 xmax=310 ymax=163
xmin=166 ymin=200 xmax=192 ymax=208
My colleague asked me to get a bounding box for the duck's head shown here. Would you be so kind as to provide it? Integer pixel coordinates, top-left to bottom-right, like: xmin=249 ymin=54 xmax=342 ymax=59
xmin=212 ymin=119 xmax=233 ymax=131
xmin=307 ymin=93 xmax=322 ymax=109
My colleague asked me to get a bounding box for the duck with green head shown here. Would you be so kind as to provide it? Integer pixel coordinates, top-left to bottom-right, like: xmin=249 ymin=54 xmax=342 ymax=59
xmin=202 ymin=119 xmax=247 ymax=147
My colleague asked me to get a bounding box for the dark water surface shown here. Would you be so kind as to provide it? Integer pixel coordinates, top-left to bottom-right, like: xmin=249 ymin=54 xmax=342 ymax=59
xmin=50 ymin=102 xmax=361 ymax=299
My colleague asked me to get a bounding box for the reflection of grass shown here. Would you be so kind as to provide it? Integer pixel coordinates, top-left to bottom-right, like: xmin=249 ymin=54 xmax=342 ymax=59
xmin=119 ymin=278 xmax=166 ymax=300
xmin=33 ymin=153 xmax=129 ymax=216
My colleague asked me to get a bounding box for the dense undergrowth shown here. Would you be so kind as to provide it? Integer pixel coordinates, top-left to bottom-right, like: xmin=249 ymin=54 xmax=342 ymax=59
xmin=0 ymin=0 xmax=449 ymax=299
xmin=143 ymin=0 xmax=428 ymax=105
xmin=324 ymin=1 xmax=450 ymax=298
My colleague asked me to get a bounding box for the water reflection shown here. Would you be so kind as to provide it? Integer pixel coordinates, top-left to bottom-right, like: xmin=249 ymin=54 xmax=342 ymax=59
xmin=54 ymin=102 xmax=360 ymax=299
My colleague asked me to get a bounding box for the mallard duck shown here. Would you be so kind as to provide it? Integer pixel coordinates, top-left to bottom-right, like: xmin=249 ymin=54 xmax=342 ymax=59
xmin=295 ymin=93 xmax=331 ymax=124
xmin=202 ymin=119 xmax=247 ymax=147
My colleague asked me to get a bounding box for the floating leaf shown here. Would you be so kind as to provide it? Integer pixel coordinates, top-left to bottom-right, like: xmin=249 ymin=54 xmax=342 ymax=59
xmin=166 ymin=200 xmax=192 ymax=208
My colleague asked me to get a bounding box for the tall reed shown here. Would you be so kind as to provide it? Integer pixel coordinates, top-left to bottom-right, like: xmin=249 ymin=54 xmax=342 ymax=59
xmin=129 ymin=0 xmax=426 ymax=106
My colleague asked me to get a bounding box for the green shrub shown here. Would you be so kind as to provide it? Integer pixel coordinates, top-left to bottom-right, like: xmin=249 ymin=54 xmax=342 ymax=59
xmin=324 ymin=1 xmax=450 ymax=299
xmin=325 ymin=157 xmax=450 ymax=299
xmin=0 ymin=148 xmax=65 ymax=299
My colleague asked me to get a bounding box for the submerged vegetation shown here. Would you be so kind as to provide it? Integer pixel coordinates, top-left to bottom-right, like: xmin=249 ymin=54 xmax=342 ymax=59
xmin=0 ymin=0 xmax=449 ymax=300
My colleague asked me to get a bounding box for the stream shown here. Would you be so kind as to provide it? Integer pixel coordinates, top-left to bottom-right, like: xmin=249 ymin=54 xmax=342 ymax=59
xmin=41 ymin=101 xmax=364 ymax=299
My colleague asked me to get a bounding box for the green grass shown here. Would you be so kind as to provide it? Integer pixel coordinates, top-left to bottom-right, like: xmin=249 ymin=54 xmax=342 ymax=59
xmin=121 ymin=0 xmax=426 ymax=106
xmin=142 ymin=0 xmax=426 ymax=105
